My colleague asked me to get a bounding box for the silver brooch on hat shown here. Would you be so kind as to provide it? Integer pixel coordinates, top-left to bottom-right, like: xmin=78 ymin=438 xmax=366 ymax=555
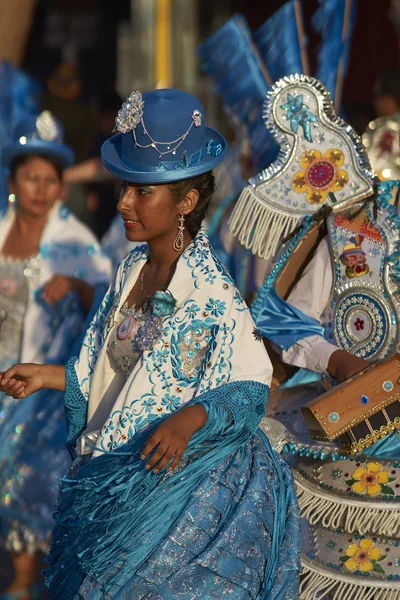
xmin=115 ymin=91 xmax=145 ymax=133
xmin=114 ymin=90 xmax=203 ymax=160
xmin=36 ymin=111 xmax=59 ymax=141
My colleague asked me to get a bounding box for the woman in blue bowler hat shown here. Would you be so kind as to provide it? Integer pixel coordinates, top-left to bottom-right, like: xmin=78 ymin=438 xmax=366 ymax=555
xmin=0 ymin=89 xmax=300 ymax=599
xmin=0 ymin=110 xmax=112 ymax=600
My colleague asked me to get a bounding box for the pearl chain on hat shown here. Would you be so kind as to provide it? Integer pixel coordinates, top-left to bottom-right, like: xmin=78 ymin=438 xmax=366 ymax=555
xmin=114 ymin=91 xmax=203 ymax=160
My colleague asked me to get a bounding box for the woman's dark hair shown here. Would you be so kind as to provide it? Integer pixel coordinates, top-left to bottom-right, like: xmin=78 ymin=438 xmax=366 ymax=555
xmin=9 ymin=153 xmax=64 ymax=182
xmin=168 ymin=171 xmax=216 ymax=237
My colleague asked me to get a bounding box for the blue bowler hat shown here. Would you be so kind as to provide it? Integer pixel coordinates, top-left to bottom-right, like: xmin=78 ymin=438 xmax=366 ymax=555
xmin=101 ymin=89 xmax=227 ymax=184
xmin=3 ymin=111 xmax=74 ymax=168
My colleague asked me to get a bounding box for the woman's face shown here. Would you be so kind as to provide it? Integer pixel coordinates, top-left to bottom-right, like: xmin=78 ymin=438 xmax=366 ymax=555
xmin=117 ymin=182 xmax=184 ymax=243
xmin=9 ymin=156 xmax=62 ymax=219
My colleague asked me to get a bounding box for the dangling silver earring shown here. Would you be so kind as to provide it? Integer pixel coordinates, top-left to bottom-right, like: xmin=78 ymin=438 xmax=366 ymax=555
xmin=173 ymin=214 xmax=185 ymax=252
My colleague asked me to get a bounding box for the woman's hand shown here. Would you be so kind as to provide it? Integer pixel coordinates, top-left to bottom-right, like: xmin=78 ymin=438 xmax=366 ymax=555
xmin=141 ymin=404 xmax=208 ymax=474
xmin=42 ymin=275 xmax=74 ymax=304
xmin=42 ymin=275 xmax=94 ymax=312
xmin=327 ymin=349 xmax=369 ymax=383
xmin=0 ymin=364 xmax=66 ymax=398
xmin=0 ymin=363 xmax=44 ymax=398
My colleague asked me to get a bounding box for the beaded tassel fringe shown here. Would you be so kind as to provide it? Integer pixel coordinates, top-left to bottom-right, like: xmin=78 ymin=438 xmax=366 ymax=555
xmin=229 ymin=185 xmax=299 ymax=259
xmin=296 ymin=478 xmax=400 ymax=537
xmin=300 ymin=558 xmax=400 ymax=600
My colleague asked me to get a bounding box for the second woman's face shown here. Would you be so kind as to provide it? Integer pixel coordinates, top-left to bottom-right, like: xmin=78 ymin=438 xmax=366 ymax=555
xmin=117 ymin=183 xmax=181 ymax=243
xmin=9 ymin=156 xmax=62 ymax=219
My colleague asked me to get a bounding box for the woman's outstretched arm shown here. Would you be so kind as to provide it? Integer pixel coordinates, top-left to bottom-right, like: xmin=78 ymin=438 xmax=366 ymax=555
xmin=0 ymin=363 xmax=66 ymax=398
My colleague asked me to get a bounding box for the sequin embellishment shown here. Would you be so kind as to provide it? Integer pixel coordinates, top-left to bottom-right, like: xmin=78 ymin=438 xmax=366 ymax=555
xmin=328 ymin=412 xmax=340 ymax=423
xmin=383 ymin=380 xmax=394 ymax=392
xmin=133 ymin=315 xmax=163 ymax=352
xmin=180 ymin=327 xmax=209 ymax=378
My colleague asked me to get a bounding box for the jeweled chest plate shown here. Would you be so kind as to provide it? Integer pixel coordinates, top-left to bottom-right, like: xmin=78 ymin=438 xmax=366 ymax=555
xmin=230 ymin=75 xmax=376 ymax=259
xmin=328 ymin=202 xmax=400 ymax=360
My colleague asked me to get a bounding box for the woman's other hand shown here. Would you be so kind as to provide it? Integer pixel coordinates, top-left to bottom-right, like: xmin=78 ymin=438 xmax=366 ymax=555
xmin=0 ymin=363 xmax=66 ymax=398
xmin=42 ymin=275 xmax=94 ymax=312
xmin=327 ymin=349 xmax=369 ymax=383
xmin=140 ymin=404 xmax=208 ymax=474
xmin=42 ymin=275 xmax=74 ymax=304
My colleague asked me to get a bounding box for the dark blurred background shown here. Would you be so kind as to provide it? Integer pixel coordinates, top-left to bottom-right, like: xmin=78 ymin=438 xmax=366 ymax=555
xmin=3 ymin=0 xmax=398 ymax=137
xmin=1 ymin=0 xmax=399 ymax=235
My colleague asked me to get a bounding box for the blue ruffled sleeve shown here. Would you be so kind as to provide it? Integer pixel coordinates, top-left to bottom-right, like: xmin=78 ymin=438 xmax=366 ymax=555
xmin=197 ymin=379 xmax=269 ymax=440
xmin=64 ymin=357 xmax=88 ymax=444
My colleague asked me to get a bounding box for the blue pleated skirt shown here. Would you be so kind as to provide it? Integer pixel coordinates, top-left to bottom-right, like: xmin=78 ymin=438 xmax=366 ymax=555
xmin=53 ymin=432 xmax=300 ymax=599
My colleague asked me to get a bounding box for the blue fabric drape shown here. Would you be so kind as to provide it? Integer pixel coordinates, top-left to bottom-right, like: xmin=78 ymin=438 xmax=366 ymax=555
xmin=46 ymin=377 xmax=300 ymax=599
xmin=363 ymin=432 xmax=400 ymax=460
xmin=255 ymin=287 xmax=324 ymax=351
xmin=312 ymin=0 xmax=357 ymax=103
xmin=198 ymin=14 xmax=279 ymax=171
xmin=0 ymin=284 xmax=108 ymax=547
xmin=254 ymin=1 xmax=305 ymax=83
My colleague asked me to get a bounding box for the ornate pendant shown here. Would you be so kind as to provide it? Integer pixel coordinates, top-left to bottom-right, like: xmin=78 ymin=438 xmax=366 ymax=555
xmin=116 ymin=315 xmax=135 ymax=340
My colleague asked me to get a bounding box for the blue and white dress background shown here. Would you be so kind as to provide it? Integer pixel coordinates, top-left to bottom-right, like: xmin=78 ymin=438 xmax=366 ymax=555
xmin=0 ymin=200 xmax=112 ymax=553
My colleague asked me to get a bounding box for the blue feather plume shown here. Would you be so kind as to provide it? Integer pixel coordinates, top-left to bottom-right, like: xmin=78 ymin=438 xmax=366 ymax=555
xmin=254 ymin=1 xmax=305 ymax=82
xmin=198 ymin=14 xmax=279 ymax=171
xmin=0 ymin=61 xmax=40 ymax=211
xmin=312 ymin=0 xmax=357 ymax=102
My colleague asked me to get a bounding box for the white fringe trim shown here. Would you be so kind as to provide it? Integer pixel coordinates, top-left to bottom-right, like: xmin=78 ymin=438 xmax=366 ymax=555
xmin=295 ymin=477 xmax=400 ymax=537
xmin=301 ymin=556 xmax=400 ymax=600
xmin=228 ymin=186 xmax=299 ymax=259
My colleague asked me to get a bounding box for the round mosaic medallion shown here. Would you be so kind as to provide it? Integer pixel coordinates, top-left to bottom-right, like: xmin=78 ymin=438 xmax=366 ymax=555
xmin=116 ymin=315 xmax=135 ymax=341
xmin=307 ymin=160 xmax=335 ymax=188
xmin=347 ymin=309 xmax=373 ymax=341
xmin=333 ymin=289 xmax=389 ymax=360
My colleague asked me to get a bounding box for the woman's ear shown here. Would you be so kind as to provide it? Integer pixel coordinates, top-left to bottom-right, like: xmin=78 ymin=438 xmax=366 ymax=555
xmin=178 ymin=188 xmax=199 ymax=216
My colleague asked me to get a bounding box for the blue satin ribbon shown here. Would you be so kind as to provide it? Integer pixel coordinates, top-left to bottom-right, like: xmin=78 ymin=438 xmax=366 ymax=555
xmin=278 ymin=368 xmax=322 ymax=390
xmin=363 ymin=431 xmax=400 ymax=460
xmin=255 ymin=287 xmax=325 ymax=351
xmin=120 ymin=140 xmax=222 ymax=174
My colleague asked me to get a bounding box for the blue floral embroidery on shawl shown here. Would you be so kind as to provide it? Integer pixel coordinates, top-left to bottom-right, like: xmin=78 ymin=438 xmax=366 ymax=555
xmin=69 ymin=234 xmax=252 ymax=454
xmin=205 ymin=298 xmax=227 ymax=316
xmin=181 ymin=231 xmax=234 ymax=290
xmin=170 ymin=318 xmax=219 ymax=387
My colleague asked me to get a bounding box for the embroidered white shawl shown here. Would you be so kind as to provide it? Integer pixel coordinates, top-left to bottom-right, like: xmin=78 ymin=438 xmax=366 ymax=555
xmin=73 ymin=231 xmax=272 ymax=457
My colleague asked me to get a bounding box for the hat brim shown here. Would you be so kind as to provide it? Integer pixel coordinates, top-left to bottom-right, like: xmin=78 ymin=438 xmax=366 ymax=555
xmin=101 ymin=127 xmax=227 ymax=184
xmin=3 ymin=140 xmax=74 ymax=168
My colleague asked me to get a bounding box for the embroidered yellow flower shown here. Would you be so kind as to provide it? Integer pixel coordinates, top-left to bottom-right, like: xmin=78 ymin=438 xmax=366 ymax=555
xmin=351 ymin=462 xmax=389 ymax=496
xmin=292 ymin=148 xmax=349 ymax=204
xmin=344 ymin=539 xmax=381 ymax=573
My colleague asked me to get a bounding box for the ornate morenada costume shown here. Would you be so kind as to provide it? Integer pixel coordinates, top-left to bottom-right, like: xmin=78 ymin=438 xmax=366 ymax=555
xmin=230 ymin=73 xmax=400 ymax=599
